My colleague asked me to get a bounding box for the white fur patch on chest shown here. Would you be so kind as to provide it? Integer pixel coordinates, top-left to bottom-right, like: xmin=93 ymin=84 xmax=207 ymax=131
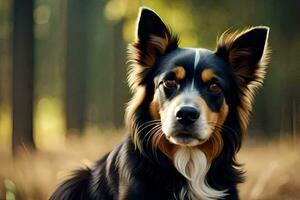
xmin=173 ymin=147 xmax=227 ymax=200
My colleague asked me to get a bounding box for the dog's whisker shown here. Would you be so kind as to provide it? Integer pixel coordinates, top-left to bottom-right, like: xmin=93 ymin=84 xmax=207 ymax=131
xmin=154 ymin=131 xmax=165 ymax=158
xmin=150 ymin=129 xmax=165 ymax=159
xmin=135 ymin=120 xmax=161 ymax=137
xmin=143 ymin=124 xmax=161 ymax=147
xmin=207 ymin=121 xmax=239 ymax=136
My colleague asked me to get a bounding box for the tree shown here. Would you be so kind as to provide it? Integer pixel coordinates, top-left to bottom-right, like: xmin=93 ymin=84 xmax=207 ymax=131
xmin=12 ymin=0 xmax=35 ymax=154
xmin=65 ymin=0 xmax=88 ymax=135
xmin=112 ymin=19 xmax=128 ymax=127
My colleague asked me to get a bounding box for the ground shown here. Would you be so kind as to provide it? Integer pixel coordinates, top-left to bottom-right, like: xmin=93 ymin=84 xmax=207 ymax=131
xmin=0 ymin=130 xmax=299 ymax=200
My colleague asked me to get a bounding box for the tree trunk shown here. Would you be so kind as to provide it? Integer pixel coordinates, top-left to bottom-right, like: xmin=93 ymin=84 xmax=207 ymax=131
xmin=112 ymin=19 xmax=128 ymax=127
xmin=65 ymin=0 xmax=88 ymax=135
xmin=12 ymin=0 xmax=35 ymax=154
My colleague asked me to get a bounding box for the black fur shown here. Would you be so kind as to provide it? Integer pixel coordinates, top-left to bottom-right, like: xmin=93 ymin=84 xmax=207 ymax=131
xmin=50 ymin=7 xmax=269 ymax=200
xmin=50 ymin=137 xmax=241 ymax=200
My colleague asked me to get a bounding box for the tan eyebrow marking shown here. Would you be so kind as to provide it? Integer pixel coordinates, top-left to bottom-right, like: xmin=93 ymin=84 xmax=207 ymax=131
xmin=201 ymin=69 xmax=215 ymax=83
xmin=172 ymin=66 xmax=186 ymax=80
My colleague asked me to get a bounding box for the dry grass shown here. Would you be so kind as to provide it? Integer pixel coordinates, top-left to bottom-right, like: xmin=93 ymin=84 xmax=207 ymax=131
xmin=238 ymin=138 xmax=300 ymax=200
xmin=0 ymin=131 xmax=299 ymax=200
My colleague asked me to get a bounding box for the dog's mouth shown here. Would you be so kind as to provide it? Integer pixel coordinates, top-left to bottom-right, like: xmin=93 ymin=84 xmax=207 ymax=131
xmin=167 ymin=132 xmax=207 ymax=147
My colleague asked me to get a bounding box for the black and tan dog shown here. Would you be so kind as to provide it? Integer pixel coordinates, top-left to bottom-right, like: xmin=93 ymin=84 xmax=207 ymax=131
xmin=50 ymin=7 xmax=270 ymax=200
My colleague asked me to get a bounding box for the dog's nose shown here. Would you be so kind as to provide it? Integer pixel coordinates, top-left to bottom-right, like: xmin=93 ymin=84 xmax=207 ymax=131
xmin=175 ymin=106 xmax=200 ymax=126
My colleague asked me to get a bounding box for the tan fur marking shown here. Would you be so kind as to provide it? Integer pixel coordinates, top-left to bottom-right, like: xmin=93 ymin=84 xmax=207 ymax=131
xmin=125 ymin=86 xmax=146 ymax=126
xmin=172 ymin=66 xmax=186 ymax=80
xmin=150 ymin=94 xmax=177 ymax=160
xmin=196 ymin=97 xmax=229 ymax=162
xmin=125 ymin=86 xmax=147 ymax=151
xmin=201 ymin=69 xmax=215 ymax=83
xmin=217 ymin=100 xmax=229 ymax=126
xmin=149 ymin=34 xmax=169 ymax=54
xmin=152 ymin=135 xmax=177 ymax=160
xmin=149 ymin=92 xmax=160 ymax=120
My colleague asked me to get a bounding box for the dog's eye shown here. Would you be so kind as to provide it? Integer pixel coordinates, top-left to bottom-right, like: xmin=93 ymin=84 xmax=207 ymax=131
xmin=163 ymin=80 xmax=177 ymax=88
xmin=209 ymin=83 xmax=222 ymax=93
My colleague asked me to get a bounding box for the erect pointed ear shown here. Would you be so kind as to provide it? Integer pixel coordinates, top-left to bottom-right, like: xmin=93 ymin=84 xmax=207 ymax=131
xmin=215 ymin=27 xmax=271 ymax=134
xmin=137 ymin=7 xmax=170 ymax=41
xmin=127 ymin=7 xmax=178 ymax=91
xmin=216 ymin=27 xmax=270 ymax=86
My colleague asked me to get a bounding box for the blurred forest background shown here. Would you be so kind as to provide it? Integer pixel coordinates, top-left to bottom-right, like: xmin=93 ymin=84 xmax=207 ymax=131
xmin=0 ymin=0 xmax=299 ymax=199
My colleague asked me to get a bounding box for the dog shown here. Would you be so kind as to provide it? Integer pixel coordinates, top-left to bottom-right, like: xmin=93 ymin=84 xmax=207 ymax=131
xmin=50 ymin=7 xmax=270 ymax=200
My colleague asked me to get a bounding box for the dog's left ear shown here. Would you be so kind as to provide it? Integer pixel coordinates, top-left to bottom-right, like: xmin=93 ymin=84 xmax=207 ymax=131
xmin=216 ymin=27 xmax=271 ymax=133
xmin=216 ymin=26 xmax=269 ymax=86
xmin=216 ymin=27 xmax=270 ymax=86
xmin=127 ymin=7 xmax=178 ymax=91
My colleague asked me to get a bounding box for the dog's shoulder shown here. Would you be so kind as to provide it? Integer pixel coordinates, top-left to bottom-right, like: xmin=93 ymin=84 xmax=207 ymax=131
xmin=49 ymin=139 xmax=130 ymax=200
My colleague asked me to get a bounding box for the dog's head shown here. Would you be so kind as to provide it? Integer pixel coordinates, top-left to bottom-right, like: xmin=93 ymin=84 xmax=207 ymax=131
xmin=126 ymin=7 xmax=270 ymax=162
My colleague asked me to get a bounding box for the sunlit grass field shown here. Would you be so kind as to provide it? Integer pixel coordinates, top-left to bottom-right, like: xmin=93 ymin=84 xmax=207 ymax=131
xmin=1 ymin=131 xmax=299 ymax=200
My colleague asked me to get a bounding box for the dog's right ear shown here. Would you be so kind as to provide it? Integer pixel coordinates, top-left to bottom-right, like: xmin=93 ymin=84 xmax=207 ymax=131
xmin=127 ymin=7 xmax=178 ymax=91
